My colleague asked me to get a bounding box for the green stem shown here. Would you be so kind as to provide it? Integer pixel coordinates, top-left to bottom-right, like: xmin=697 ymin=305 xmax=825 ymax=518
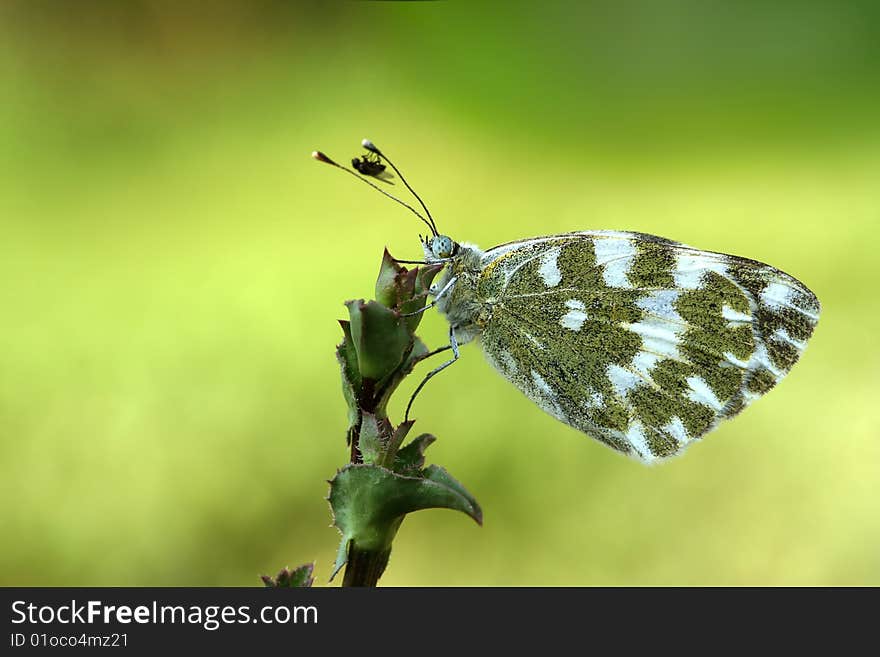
xmin=342 ymin=392 xmax=390 ymax=586
xmin=342 ymin=543 xmax=391 ymax=587
xmin=334 ymin=256 xmax=448 ymax=587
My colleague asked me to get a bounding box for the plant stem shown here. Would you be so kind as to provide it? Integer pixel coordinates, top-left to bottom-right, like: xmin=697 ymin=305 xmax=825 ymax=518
xmin=342 ymin=544 xmax=390 ymax=587
xmin=332 ymin=256 xmax=469 ymax=587
xmin=342 ymin=396 xmax=386 ymax=586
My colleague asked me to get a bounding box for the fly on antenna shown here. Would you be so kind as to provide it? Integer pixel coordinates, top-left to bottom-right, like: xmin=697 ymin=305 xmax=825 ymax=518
xmin=311 ymin=147 xmax=437 ymax=237
xmin=352 ymin=151 xmax=393 ymax=183
xmin=362 ymin=139 xmax=439 ymax=238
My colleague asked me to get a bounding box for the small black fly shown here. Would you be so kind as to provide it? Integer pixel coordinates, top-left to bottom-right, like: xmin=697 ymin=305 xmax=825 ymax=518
xmin=352 ymin=152 xmax=394 ymax=183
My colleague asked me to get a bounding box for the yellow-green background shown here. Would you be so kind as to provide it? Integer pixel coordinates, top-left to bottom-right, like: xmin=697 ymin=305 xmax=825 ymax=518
xmin=2 ymin=1 xmax=878 ymax=586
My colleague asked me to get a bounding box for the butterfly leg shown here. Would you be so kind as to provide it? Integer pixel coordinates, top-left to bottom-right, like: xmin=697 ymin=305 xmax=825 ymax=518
xmin=420 ymin=343 xmax=453 ymax=360
xmin=400 ymin=275 xmax=458 ymax=317
xmin=391 ymin=256 xmax=455 ymax=265
xmin=404 ymin=325 xmax=460 ymax=422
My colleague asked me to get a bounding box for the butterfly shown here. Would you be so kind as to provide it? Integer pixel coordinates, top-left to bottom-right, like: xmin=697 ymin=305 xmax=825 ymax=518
xmin=314 ymin=140 xmax=821 ymax=463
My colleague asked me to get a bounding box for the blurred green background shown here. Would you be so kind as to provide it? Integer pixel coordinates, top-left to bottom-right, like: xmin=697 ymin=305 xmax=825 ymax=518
xmin=1 ymin=1 xmax=878 ymax=586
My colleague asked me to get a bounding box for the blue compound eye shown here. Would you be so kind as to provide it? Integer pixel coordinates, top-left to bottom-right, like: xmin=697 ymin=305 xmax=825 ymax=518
xmin=431 ymin=235 xmax=456 ymax=259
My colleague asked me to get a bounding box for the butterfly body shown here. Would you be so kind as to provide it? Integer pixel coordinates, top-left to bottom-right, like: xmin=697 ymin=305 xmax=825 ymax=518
xmin=425 ymin=230 xmax=820 ymax=463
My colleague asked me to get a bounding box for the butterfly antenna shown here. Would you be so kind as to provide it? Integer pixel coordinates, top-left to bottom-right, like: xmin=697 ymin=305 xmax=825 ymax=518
xmin=362 ymin=139 xmax=439 ymax=237
xmin=312 ymin=150 xmax=437 ymax=237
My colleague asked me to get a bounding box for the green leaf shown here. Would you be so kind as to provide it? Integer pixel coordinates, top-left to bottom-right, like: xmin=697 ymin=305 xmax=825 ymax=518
xmin=415 ymin=263 xmax=444 ymax=297
xmin=398 ymin=293 xmax=431 ymax=333
xmin=374 ymin=249 xmax=401 ymax=308
xmin=357 ymin=412 xmax=391 ymax=465
xmin=328 ymin=463 xmax=483 ymax=580
xmin=375 ymin=249 xmax=418 ymax=309
xmin=336 ymin=320 xmax=361 ymax=443
xmin=402 ymin=335 xmax=432 ymax=373
xmin=337 ymin=320 xmax=361 ymax=391
xmin=346 ymin=299 xmax=412 ymax=382
xmin=393 ymin=433 xmax=436 ymax=475
xmin=399 ymin=264 xmax=443 ymax=332
xmin=331 ymin=538 xmax=351 ymax=581
xmin=379 ymin=420 xmax=414 ymax=468
xmin=422 ymin=465 xmax=483 ymax=526
xmin=372 ymin=337 xmax=430 ymax=416
xmin=375 ymin=251 xmax=444 ymax=331
xmin=261 ymin=562 xmax=315 ymax=588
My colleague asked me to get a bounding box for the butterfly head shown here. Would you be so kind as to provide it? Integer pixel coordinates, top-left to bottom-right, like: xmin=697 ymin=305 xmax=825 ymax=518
xmin=425 ymin=234 xmax=459 ymax=261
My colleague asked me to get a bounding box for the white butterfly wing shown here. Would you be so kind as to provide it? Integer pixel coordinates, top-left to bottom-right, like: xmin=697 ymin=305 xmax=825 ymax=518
xmin=473 ymin=231 xmax=819 ymax=463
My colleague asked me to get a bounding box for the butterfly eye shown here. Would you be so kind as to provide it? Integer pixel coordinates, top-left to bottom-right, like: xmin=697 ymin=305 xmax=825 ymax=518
xmin=431 ymin=235 xmax=457 ymax=259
